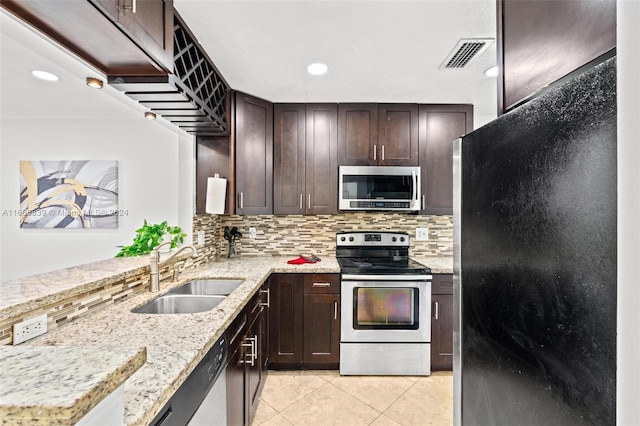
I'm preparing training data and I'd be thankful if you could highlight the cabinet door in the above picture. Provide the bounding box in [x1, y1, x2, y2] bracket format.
[378, 104, 419, 166]
[226, 312, 248, 426]
[274, 104, 306, 214]
[303, 293, 340, 366]
[306, 104, 338, 214]
[431, 294, 454, 371]
[499, 0, 615, 113]
[235, 92, 274, 215]
[419, 105, 473, 215]
[338, 104, 378, 166]
[269, 274, 304, 366]
[246, 304, 264, 425]
[91, 0, 173, 71]
[431, 274, 453, 371]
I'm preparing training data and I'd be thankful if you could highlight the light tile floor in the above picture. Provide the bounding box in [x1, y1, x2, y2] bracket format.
[253, 370, 453, 426]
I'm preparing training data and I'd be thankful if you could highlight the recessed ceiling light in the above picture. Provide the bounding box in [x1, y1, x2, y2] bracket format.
[86, 77, 104, 89]
[484, 66, 499, 77]
[144, 112, 157, 120]
[307, 63, 328, 76]
[31, 70, 59, 81]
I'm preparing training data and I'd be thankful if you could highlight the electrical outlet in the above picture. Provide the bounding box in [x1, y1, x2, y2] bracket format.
[13, 314, 47, 344]
[197, 230, 205, 246]
[249, 227, 257, 239]
[415, 228, 429, 241]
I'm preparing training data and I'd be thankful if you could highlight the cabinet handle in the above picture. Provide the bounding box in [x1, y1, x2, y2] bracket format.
[241, 342, 254, 366]
[241, 336, 257, 366]
[434, 301, 439, 320]
[422, 194, 425, 210]
[312, 282, 332, 287]
[251, 335, 258, 361]
[239, 192, 244, 210]
[299, 193, 303, 210]
[308, 194, 311, 210]
[381, 145, 385, 161]
[334, 301, 338, 320]
[123, 0, 137, 13]
[260, 288, 270, 307]
[373, 145, 377, 161]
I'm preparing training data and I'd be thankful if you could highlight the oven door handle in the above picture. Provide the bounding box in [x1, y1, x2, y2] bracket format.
[341, 274, 432, 281]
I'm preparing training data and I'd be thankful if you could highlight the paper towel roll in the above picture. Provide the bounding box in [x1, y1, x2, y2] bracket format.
[206, 174, 227, 214]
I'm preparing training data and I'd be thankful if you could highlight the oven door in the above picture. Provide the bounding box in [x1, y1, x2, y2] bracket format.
[341, 276, 431, 343]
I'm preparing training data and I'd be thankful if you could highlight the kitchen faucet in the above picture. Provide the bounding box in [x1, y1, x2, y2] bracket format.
[149, 242, 198, 292]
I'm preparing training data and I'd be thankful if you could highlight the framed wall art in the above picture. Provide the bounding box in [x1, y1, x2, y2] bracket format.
[19, 160, 119, 229]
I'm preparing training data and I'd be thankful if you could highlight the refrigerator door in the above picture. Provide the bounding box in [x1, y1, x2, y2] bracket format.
[456, 58, 616, 425]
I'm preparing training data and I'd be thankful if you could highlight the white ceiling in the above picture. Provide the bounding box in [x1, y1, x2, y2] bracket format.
[174, 0, 498, 122]
[0, 0, 497, 128]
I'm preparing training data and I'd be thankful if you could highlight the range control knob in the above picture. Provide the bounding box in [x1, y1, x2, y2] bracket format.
[349, 237, 354, 242]
[400, 237, 406, 242]
[340, 236, 346, 242]
[391, 237, 397, 242]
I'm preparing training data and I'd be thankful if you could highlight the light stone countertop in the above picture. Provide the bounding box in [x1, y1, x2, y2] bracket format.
[0, 256, 150, 322]
[20, 256, 341, 426]
[0, 345, 146, 425]
[3, 253, 452, 425]
[414, 256, 454, 274]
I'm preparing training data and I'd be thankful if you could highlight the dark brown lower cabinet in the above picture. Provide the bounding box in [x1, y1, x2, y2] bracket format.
[431, 274, 454, 371]
[226, 282, 269, 426]
[303, 293, 340, 366]
[270, 273, 340, 370]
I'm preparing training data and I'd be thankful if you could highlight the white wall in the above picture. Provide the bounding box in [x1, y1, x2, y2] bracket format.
[0, 11, 195, 282]
[0, 116, 194, 281]
[617, 0, 640, 423]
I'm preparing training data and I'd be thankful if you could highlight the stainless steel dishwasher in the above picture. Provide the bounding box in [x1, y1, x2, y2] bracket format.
[151, 335, 227, 426]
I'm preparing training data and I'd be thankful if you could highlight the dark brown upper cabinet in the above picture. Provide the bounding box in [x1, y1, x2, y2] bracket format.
[274, 104, 338, 215]
[419, 104, 473, 215]
[235, 92, 274, 215]
[498, 0, 616, 113]
[1, 0, 174, 76]
[377, 104, 419, 166]
[338, 103, 418, 166]
[337, 104, 379, 166]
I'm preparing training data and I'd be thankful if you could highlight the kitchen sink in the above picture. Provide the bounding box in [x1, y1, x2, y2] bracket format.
[132, 294, 227, 314]
[168, 279, 244, 296]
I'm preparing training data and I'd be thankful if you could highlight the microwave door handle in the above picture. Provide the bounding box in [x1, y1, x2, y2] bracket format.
[412, 170, 418, 201]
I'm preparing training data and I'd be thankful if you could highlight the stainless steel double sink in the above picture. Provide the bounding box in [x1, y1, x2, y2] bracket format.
[132, 279, 244, 314]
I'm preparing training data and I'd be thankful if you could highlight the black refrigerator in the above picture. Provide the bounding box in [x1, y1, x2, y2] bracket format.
[453, 58, 616, 425]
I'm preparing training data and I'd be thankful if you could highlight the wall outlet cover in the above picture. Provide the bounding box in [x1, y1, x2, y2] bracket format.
[249, 227, 257, 239]
[13, 314, 47, 345]
[415, 228, 429, 241]
[197, 230, 205, 246]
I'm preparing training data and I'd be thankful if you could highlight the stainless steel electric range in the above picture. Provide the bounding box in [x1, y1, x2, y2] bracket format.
[336, 231, 432, 376]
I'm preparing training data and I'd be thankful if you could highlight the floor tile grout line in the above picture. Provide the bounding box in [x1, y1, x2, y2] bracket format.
[253, 397, 280, 426]
[260, 371, 327, 414]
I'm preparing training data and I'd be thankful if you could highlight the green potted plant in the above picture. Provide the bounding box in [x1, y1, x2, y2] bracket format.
[115, 220, 186, 257]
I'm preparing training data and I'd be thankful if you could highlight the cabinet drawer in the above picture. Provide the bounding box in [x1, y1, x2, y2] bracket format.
[432, 274, 453, 295]
[304, 274, 340, 294]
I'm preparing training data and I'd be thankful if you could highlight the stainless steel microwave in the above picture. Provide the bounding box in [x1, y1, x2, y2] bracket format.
[338, 166, 421, 212]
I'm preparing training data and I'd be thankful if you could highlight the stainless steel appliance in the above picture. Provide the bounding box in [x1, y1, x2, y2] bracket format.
[337, 231, 432, 375]
[454, 58, 616, 425]
[151, 335, 227, 426]
[338, 166, 421, 212]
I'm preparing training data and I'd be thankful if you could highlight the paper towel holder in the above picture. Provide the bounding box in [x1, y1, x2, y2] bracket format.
[205, 173, 227, 214]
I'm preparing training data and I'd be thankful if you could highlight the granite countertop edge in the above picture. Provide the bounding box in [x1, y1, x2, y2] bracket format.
[0, 346, 146, 424]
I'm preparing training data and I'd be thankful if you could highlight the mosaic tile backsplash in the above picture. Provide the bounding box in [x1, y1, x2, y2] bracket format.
[193, 213, 453, 258]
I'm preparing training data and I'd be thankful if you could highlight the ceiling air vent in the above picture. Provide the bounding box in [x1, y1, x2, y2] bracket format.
[440, 38, 494, 69]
